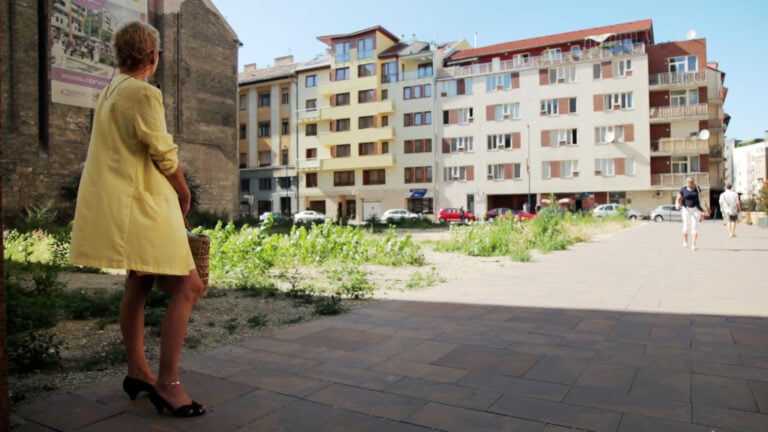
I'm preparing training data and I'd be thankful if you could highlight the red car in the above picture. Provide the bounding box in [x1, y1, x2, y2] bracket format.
[438, 208, 476, 223]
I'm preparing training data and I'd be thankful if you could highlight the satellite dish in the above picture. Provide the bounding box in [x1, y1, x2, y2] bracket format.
[698, 129, 710, 140]
[605, 131, 616, 143]
[686, 29, 697, 40]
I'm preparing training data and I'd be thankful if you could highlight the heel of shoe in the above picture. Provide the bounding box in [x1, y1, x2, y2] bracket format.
[149, 393, 166, 414]
[122, 376, 155, 401]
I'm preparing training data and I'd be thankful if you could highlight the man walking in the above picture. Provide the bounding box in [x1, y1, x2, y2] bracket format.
[718, 182, 741, 238]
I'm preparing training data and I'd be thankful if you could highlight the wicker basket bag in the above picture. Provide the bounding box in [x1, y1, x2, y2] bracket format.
[185, 220, 210, 291]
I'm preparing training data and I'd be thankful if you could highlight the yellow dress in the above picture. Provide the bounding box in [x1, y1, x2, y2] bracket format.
[70, 74, 195, 275]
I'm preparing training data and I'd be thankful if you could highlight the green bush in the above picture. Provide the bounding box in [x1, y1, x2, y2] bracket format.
[8, 331, 63, 372]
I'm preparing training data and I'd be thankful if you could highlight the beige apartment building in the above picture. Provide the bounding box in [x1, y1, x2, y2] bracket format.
[239, 20, 727, 221]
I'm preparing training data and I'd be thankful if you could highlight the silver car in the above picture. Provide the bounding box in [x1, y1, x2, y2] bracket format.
[650, 205, 681, 222]
[593, 204, 644, 220]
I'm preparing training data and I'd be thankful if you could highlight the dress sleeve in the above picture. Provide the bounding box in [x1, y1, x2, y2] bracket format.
[135, 86, 179, 176]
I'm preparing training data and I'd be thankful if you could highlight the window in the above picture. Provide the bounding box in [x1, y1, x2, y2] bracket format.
[258, 121, 270, 137]
[382, 142, 389, 154]
[258, 178, 272, 191]
[335, 92, 350, 106]
[487, 134, 512, 150]
[305, 124, 317, 136]
[258, 92, 270, 107]
[239, 124, 246, 139]
[626, 158, 635, 175]
[603, 92, 634, 110]
[357, 37, 374, 59]
[382, 61, 398, 83]
[513, 53, 530, 67]
[358, 116, 375, 129]
[458, 107, 473, 124]
[335, 67, 350, 81]
[381, 115, 389, 127]
[305, 172, 318, 187]
[404, 87, 412, 100]
[335, 41, 350, 62]
[595, 158, 615, 176]
[541, 99, 558, 115]
[404, 166, 433, 183]
[333, 144, 351, 158]
[239, 154, 247, 169]
[548, 66, 576, 84]
[418, 63, 433, 78]
[450, 136, 474, 153]
[443, 166, 468, 181]
[258, 151, 270, 167]
[240, 178, 250, 192]
[363, 169, 385, 185]
[672, 156, 688, 173]
[359, 142, 375, 156]
[281, 119, 289, 135]
[543, 48, 562, 62]
[613, 59, 631, 77]
[669, 55, 697, 73]
[560, 160, 579, 178]
[593, 63, 602, 80]
[494, 103, 521, 120]
[595, 125, 624, 144]
[305, 75, 317, 87]
[281, 88, 289, 105]
[670, 89, 699, 106]
[542, 162, 551, 179]
[239, 95, 247, 110]
[358, 63, 375, 77]
[306, 99, 317, 111]
[440, 78, 473, 97]
[333, 171, 355, 186]
[358, 89, 375, 103]
[278, 176, 291, 189]
[549, 129, 578, 147]
[486, 74, 512, 91]
[405, 139, 432, 153]
[381, 89, 389, 100]
[334, 118, 350, 131]
[404, 84, 430, 100]
[488, 164, 505, 180]
[404, 112, 431, 127]
[305, 148, 317, 159]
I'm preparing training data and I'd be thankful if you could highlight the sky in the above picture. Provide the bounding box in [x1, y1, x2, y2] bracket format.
[213, 0, 767, 141]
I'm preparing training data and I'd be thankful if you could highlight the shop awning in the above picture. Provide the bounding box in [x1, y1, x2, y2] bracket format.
[404, 189, 433, 199]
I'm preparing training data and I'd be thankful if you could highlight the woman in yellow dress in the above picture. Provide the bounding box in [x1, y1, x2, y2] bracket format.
[70, 21, 205, 417]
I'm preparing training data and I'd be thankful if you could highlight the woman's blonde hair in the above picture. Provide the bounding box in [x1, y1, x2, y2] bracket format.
[114, 21, 160, 72]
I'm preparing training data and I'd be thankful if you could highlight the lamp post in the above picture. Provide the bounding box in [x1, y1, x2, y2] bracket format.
[526, 123, 532, 213]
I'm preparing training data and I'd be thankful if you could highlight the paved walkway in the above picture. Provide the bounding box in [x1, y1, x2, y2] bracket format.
[12, 220, 768, 431]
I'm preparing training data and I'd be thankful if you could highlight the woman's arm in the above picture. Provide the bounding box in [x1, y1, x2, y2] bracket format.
[165, 164, 191, 215]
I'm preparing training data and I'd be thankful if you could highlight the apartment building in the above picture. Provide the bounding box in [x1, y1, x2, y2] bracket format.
[238, 56, 299, 216]
[731, 137, 768, 200]
[240, 19, 728, 221]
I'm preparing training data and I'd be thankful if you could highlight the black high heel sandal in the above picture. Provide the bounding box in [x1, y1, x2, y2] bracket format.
[149, 381, 206, 417]
[122, 376, 156, 400]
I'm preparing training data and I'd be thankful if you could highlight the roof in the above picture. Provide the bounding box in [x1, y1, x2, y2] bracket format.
[449, 19, 653, 61]
[379, 41, 431, 59]
[316, 25, 399, 46]
[238, 62, 296, 85]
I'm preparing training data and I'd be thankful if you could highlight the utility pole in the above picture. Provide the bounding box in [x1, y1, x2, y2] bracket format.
[526, 123, 532, 212]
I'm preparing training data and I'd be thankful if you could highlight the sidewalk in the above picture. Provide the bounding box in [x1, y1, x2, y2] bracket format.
[13, 221, 768, 431]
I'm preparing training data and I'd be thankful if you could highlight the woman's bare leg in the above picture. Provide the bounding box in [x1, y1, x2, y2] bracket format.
[121, 272, 156, 383]
[155, 269, 205, 409]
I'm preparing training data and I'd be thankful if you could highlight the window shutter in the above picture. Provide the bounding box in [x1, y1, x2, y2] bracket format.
[512, 132, 521, 149]
[372, 116, 378, 127]
[615, 158, 626, 175]
[331, 146, 337, 157]
[486, 105, 495, 121]
[539, 69, 548, 85]
[551, 162, 561, 178]
[559, 98, 568, 115]
[449, 109, 458, 125]
[504, 164, 513, 179]
[442, 138, 450, 154]
[602, 61, 612, 79]
[624, 124, 634, 142]
[330, 95, 336, 107]
[593, 94, 604, 111]
[541, 130, 550, 147]
[511, 72, 520, 89]
[467, 165, 474, 181]
[457, 79, 466, 95]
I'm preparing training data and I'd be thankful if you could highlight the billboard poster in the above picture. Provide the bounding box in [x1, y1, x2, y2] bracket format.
[51, 0, 148, 109]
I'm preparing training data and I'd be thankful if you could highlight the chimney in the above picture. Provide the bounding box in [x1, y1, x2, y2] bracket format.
[274, 55, 294, 66]
[244, 63, 257, 72]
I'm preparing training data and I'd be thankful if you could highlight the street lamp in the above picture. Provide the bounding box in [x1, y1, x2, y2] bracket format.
[526, 123, 532, 213]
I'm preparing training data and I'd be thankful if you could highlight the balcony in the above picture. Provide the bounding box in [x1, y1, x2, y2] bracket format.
[319, 100, 394, 120]
[649, 71, 706, 89]
[439, 43, 645, 79]
[318, 127, 394, 146]
[296, 108, 323, 124]
[296, 158, 321, 172]
[319, 154, 395, 171]
[651, 136, 709, 155]
[651, 172, 709, 188]
[320, 76, 377, 95]
[649, 104, 708, 123]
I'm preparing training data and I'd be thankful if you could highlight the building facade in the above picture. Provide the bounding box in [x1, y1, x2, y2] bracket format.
[238, 20, 728, 221]
[732, 137, 768, 200]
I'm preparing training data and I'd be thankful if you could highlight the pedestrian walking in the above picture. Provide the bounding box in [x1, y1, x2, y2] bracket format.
[718, 182, 741, 238]
[675, 177, 706, 250]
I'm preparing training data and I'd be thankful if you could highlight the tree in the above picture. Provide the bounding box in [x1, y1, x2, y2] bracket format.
[756, 180, 768, 212]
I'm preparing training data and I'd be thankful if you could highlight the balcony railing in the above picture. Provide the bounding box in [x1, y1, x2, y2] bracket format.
[296, 158, 320, 172]
[651, 172, 709, 187]
[649, 104, 708, 121]
[651, 136, 709, 155]
[649, 71, 707, 88]
[320, 153, 395, 171]
[439, 43, 646, 79]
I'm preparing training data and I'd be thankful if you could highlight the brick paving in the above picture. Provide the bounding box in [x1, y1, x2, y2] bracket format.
[12, 220, 768, 431]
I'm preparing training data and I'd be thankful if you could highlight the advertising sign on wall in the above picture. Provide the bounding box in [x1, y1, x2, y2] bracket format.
[51, 0, 148, 109]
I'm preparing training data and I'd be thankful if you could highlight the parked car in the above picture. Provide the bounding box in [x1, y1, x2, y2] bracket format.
[485, 207, 513, 222]
[259, 212, 288, 223]
[650, 205, 709, 222]
[438, 208, 476, 223]
[593, 203, 644, 220]
[381, 209, 420, 223]
[510, 210, 537, 221]
[293, 210, 331, 224]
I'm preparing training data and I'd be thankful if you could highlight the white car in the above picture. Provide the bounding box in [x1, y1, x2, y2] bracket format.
[293, 210, 331, 224]
[593, 204, 644, 220]
[381, 209, 420, 223]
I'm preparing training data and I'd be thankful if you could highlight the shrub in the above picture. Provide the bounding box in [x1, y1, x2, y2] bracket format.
[8, 331, 63, 372]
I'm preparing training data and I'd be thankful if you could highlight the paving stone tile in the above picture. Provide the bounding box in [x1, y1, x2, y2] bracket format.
[752, 380, 768, 413]
[355, 334, 425, 358]
[593, 351, 692, 373]
[371, 356, 469, 383]
[234, 400, 339, 432]
[565, 386, 690, 422]
[75, 412, 178, 431]
[291, 327, 391, 352]
[406, 401, 543, 432]
[269, 320, 335, 340]
[307, 383, 427, 421]
[311, 409, 435, 432]
[692, 324, 735, 345]
[397, 340, 460, 363]
[630, 367, 691, 403]
[458, 370, 569, 401]
[692, 404, 768, 432]
[523, 355, 590, 385]
[433, 344, 542, 377]
[303, 363, 401, 390]
[384, 376, 501, 411]
[618, 413, 728, 432]
[7, 421, 59, 432]
[740, 353, 768, 369]
[575, 361, 637, 393]
[648, 324, 692, 349]
[16, 393, 122, 431]
[643, 345, 743, 366]
[489, 393, 621, 432]
[178, 370, 258, 407]
[228, 368, 331, 398]
[606, 321, 653, 344]
[693, 361, 768, 382]
[692, 373, 759, 411]
[730, 326, 768, 350]
[179, 351, 259, 378]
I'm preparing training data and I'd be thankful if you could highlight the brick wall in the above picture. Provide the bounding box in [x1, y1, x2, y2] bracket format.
[1, 0, 240, 225]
